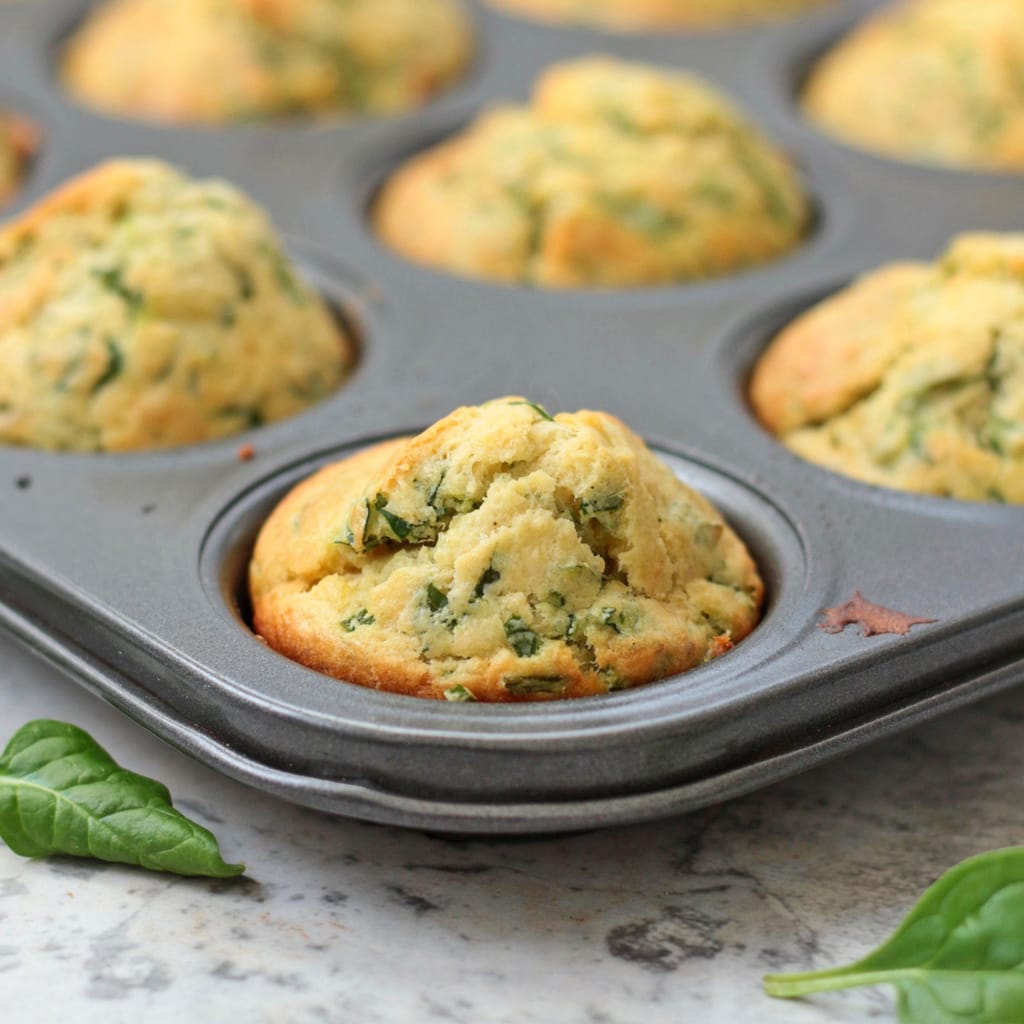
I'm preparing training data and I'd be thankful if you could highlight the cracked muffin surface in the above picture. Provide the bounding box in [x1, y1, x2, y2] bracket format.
[0, 158, 352, 452]
[373, 57, 810, 289]
[61, 0, 472, 124]
[487, 0, 828, 31]
[751, 233, 1024, 503]
[250, 398, 764, 702]
[804, 0, 1024, 170]
[0, 113, 36, 207]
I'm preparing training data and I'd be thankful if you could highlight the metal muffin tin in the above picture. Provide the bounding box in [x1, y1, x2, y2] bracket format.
[2, 0, 1024, 834]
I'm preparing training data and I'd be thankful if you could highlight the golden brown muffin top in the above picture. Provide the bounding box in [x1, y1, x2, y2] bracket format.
[804, 0, 1024, 170]
[374, 57, 810, 288]
[61, 0, 473, 124]
[250, 398, 763, 700]
[0, 159, 351, 452]
[751, 233, 1024, 503]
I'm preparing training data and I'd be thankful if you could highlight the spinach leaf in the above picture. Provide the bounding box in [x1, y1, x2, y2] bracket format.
[90, 338, 124, 394]
[473, 566, 500, 600]
[443, 685, 477, 703]
[0, 720, 244, 878]
[340, 608, 375, 632]
[764, 848, 1024, 1022]
[579, 494, 624, 516]
[508, 400, 554, 422]
[373, 493, 413, 540]
[425, 584, 448, 613]
[503, 676, 566, 696]
[92, 266, 144, 313]
[504, 617, 540, 658]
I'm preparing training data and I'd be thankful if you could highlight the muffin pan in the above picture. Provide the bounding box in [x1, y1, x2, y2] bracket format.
[3, 0, 1024, 834]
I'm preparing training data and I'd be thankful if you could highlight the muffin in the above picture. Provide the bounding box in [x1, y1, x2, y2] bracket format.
[750, 233, 1024, 503]
[0, 113, 36, 207]
[250, 398, 764, 701]
[374, 57, 810, 289]
[804, 0, 1024, 171]
[487, 0, 829, 32]
[61, 0, 472, 125]
[0, 159, 352, 452]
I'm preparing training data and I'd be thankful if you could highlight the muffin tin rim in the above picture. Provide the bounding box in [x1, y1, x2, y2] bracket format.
[193, 435, 823, 725]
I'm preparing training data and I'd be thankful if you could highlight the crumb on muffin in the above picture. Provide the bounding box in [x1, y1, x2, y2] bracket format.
[487, 0, 829, 31]
[750, 232, 1024, 503]
[374, 56, 810, 289]
[249, 397, 764, 701]
[0, 158, 353, 452]
[804, 0, 1024, 170]
[61, 0, 472, 125]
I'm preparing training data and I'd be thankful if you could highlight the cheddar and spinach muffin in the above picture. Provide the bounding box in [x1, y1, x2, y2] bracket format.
[250, 398, 764, 701]
[0, 113, 36, 207]
[487, 0, 828, 32]
[374, 57, 810, 289]
[0, 159, 352, 452]
[804, 0, 1024, 171]
[750, 233, 1024, 503]
[61, 0, 472, 125]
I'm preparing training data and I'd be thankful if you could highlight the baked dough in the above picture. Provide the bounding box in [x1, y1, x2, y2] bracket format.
[250, 398, 764, 701]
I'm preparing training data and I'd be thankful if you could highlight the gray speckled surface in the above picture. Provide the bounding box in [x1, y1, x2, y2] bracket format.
[3, 633, 1023, 1023]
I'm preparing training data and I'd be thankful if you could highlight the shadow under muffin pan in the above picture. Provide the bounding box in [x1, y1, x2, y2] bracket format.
[2, 0, 1024, 834]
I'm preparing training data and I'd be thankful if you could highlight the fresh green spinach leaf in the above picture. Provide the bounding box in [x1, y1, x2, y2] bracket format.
[764, 847, 1024, 1023]
[0, 720, 243, 878]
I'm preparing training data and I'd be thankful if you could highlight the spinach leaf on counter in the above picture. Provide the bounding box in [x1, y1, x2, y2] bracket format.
[0, 720, 243, 878]
[764, 847, 1024, 1022]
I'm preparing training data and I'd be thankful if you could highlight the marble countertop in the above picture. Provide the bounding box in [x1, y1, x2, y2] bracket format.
[3, 633, 1022, 1023]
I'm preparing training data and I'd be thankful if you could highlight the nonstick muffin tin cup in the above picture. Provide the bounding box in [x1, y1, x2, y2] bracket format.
[2, 0, 1024, 834]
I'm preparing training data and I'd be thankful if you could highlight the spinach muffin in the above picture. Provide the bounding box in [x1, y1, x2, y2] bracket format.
[804, 0, 1024, 171]
[0, 159, 352, 452]
[750, 233, 1024, 503]
[487, 0, 828, 32]
[61, 0, 472, 125]
[374, 57, 810, 289]
[250, 398, 764, 701]
[0, 113, 36, 207]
